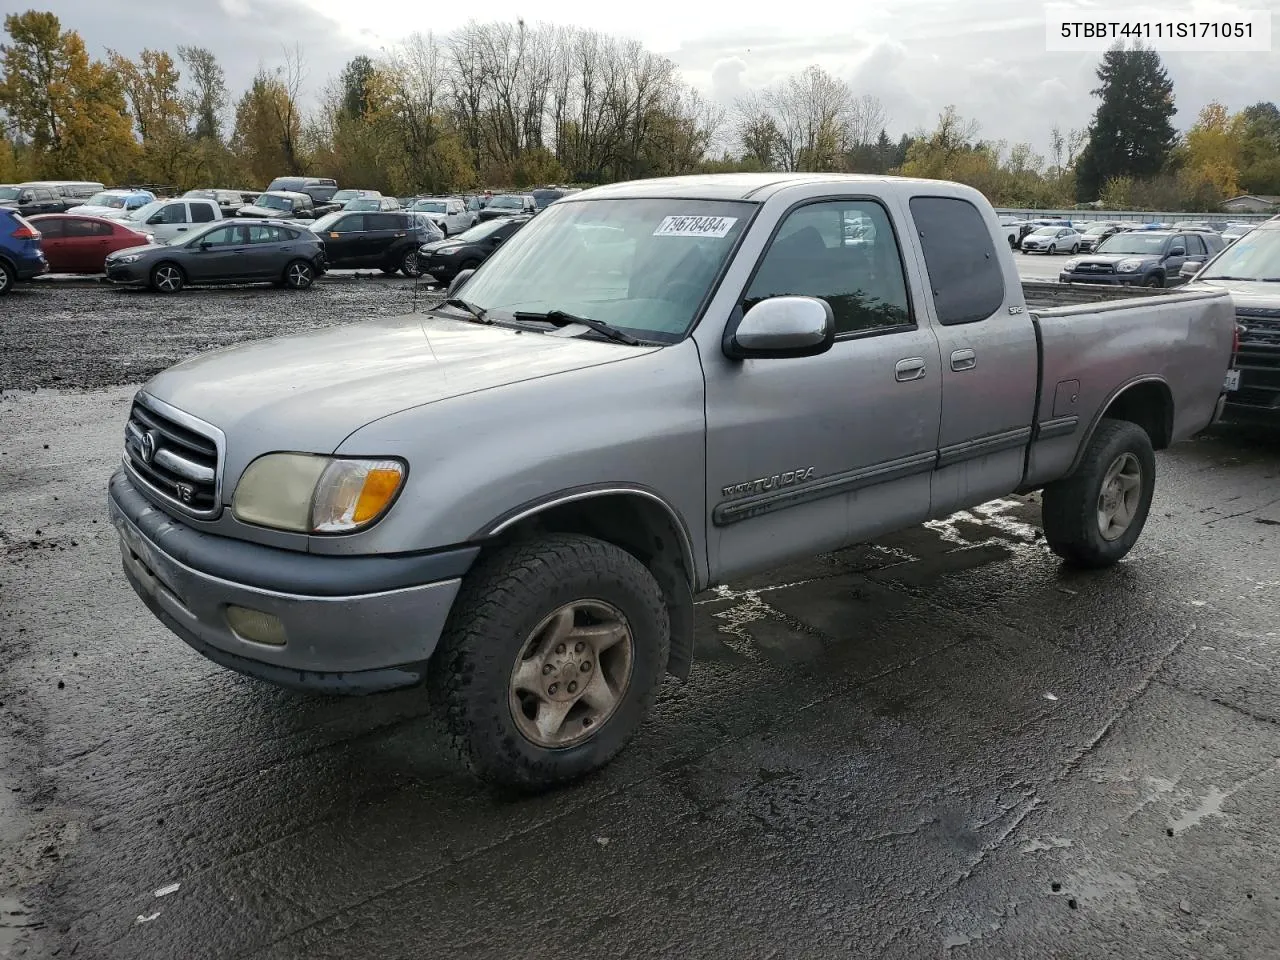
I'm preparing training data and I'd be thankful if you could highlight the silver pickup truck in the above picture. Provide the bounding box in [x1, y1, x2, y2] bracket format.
[109, 174, 1236, 790]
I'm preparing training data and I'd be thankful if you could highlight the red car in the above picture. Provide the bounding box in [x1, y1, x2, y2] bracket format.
[27, 214, 153, 274]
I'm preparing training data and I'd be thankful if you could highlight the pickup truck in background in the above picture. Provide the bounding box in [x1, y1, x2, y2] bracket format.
[108, 174, 1236, 791]
[1181, 217, 1280, 422]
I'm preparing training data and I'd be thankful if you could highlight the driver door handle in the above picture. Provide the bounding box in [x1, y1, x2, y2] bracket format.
[951, 348, 976, 371]
[895, 357, 926, 382]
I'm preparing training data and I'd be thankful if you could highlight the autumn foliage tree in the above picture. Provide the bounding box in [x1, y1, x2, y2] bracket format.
[0, 10, 136, 181]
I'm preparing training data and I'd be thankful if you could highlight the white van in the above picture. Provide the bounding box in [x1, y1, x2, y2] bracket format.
[121, 197, 221, 243]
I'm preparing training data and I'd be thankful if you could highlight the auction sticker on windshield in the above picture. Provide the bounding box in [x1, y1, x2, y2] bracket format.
[653, 215, 738, 238]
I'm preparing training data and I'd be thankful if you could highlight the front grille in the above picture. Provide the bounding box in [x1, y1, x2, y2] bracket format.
[123, 396, 223, 518]
[1074, 262, 1115, 274]
[1234, 311, 1280, 410]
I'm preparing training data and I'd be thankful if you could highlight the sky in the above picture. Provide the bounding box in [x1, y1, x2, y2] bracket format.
[28, 0, 1280, 161]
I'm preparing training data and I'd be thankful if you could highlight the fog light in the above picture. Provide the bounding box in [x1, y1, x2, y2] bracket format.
[225, 605, 287, 646]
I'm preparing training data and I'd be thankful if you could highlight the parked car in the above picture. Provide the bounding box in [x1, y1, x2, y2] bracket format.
[236, 191, 318, 221]
[65, 189, 155, 219]
[119, 197, 222, 244]
[104, 219, 327, 293]
[330, 189, 381, 206]
[342, 196, 400, 212]
[530, 186, 582, 210]
[308, 209, 436, 277]
[183, 189, 253, 216]
[1221, 223, 1254, 245]
[0, 207, 47, 293]
[409, 197, 471, 236]
[106, 173, 1236, 790]
[27, 214, 153, 273]
[264, 177, 339, 207]
[418, 215, 530, 283]
[476, 193, 537, 221]
[1060, 230, 1224, 287]
[0, 182, 68, 217]
[1076, 221, 1129, 253]
[1185, 220, 1280, 423]
[1020, 225, 1083, 254]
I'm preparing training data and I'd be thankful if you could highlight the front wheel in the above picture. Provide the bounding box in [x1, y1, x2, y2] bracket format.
[1143, 274, 1164, 288]
[1040, 420, 1157, 568]
[428, 534, 670, 791]
[149, 262, 184, 294]
[1048, 244, 1057, 255]
[283, 259, 315, 290]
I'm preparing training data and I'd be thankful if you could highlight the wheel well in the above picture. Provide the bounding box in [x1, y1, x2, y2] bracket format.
[1100, 380, 1173, 449]
[485, 493, 698, 681]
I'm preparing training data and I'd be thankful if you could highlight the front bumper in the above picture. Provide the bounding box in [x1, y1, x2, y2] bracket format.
[1058, 272, 1144, 286]
[108, 469, 477, 694]
[106, 262, 149, 284]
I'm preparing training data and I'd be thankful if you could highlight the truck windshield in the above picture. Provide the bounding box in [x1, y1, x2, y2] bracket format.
[255, 194, 293, 211]
[456, 198, 754, 342]
[1198, 228, 1280, 281]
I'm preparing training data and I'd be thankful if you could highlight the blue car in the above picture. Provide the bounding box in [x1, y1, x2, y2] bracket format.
[0, 207, 47, 294]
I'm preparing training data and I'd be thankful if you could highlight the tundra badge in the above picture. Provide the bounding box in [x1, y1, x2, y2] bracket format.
[721, 467, 816, 499]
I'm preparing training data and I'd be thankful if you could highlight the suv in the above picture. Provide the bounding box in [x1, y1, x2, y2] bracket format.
[308, 209, 437, 277]
[1060, 230, 1225, 287]
[409, 197, 471, 236]
[477, 194, 537, 221]
[265, 177, 339, 208]
[237, 191, 319, 221]
[0, 183, 67, 217]
[0, 207, 48, 294]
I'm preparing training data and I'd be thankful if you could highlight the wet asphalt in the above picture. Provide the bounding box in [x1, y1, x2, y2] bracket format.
[2, 275, 1279, 959]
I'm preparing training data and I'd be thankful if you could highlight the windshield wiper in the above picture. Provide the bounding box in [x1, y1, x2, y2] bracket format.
[512, 310, 641, 345]
[440, 297, 490, 323]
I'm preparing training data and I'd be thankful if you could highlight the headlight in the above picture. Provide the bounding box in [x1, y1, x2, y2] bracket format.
[116, 253, 144, 264]
[1063, 259, 1079, 272]
[232, 453, 406, 533]
[1117, 259, 1143, 272]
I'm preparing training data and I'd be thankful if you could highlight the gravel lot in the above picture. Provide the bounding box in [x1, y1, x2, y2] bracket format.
[2, 279, 1279, 959]
[1, 277, 440, 392]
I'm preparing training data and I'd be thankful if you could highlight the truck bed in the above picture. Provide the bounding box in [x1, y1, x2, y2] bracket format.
[1021, 280, 1182, 311]
[1022, 284, 1236, 488]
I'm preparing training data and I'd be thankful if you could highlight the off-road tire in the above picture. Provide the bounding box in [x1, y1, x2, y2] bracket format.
[1041, 420, 1157, 568]
[428, 534, 670, 791]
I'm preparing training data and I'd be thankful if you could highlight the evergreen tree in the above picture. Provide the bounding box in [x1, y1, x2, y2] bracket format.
[1075, 42, 1177, 201]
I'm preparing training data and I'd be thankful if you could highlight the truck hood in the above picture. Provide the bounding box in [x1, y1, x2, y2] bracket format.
[1188, 279, 1280, 315]
[141, 313, 657, 466]
[237, 204, 293, 218]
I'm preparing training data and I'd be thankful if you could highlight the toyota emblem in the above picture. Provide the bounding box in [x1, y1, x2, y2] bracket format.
[139, 430, 157, 464]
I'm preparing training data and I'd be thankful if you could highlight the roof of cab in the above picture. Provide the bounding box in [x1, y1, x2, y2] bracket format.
[568, 172, 983, 203]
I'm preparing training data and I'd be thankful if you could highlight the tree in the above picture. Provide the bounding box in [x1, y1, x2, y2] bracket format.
[339, 55, 377, 120]
[178, 45, 228, 142]
[0, 11, 137, 180]
[738, 65, 856, 172]
[1075, 42, 1177, 201]
[1183, 101, 1243, 198]
[898, 105, 982, 179]
[231, 68, 303, 184]
[1237, 101, 1280, 195]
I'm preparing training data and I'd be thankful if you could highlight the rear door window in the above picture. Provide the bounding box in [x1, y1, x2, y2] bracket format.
[367, 213, 401, 231]
[190, 202, 217, 223]
[908, 196, 1005, 326]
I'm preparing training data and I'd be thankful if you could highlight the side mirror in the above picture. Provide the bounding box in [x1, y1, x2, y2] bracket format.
[199, 241, 212, 250]
[1168, 247, 1185, 258]
[148, 214, 163, 224]
[446, 269, 475, 297]
[722, 296, 836, 360]
[1179, 261, 1201, 277]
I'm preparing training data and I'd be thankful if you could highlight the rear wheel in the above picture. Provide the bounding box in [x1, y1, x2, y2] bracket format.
[149, 262, 184, 293]
[283, 259, 314, 290]
[1070, 243, 1080, 254]
[429, 534, 670, 791]
[0, 260, 14, 295]
[1041, 420, 1156, 568]
[400, 250, 422, 278]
